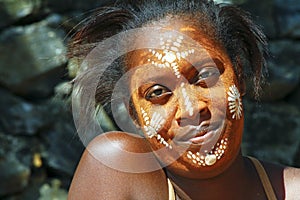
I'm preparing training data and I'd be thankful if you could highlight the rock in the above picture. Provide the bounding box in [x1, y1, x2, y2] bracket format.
[0, 131, 43, 170]
[247, 40, 300, 101]
[286, 83, 300, 110]
[214, 0, 233, 3]
[242, 99, 300, 166]
[0, 131, 44, 170]
[45, 0, 113, 13]
[238, 0, 278, 38]
[54, 81, 73, 98]
[39, 98, 84, 177]
[0, 14, 67, 99]
[0, 132, 34, 197]
[67, 58, 81, 78]
[38, 179, 68, 200]
[235, 0, 300, 38]
[294, 146, 300, 167]
[0, 0, 41, 28]
[266, 41, 300, 100]
[274, 0, 300, 38]
[269, 40, 300, 66]
[41, 122, 83, 177]
[0, 89, 51, 136]
[0, 156, 31, 197]
[0, 88, 83, 174]
[0, 91, 83, 196]
[0, 92, 82, 198]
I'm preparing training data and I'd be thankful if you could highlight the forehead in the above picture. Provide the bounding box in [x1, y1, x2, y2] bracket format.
[126, 17, 226, 69]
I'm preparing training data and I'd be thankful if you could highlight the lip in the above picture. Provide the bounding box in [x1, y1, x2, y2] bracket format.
[189, 130, 214, 144]
[173, 122, 218, 146]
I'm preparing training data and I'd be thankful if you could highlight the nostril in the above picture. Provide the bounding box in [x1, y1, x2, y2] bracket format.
[176, 108, 211, 127]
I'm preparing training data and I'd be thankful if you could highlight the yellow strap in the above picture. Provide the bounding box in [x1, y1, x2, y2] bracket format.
[168, 178, 176, 200]
[168, 178, 193, 200]
[248, 156, 277, 200]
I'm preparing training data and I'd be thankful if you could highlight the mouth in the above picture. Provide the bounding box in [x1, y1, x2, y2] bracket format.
[172, 122, 219, 146]
[189, 129, 214, 144]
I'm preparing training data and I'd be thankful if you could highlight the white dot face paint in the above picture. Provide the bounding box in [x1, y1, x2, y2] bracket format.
[180, 83, 194, 117]
[164, 52, 177, 63]
[186, 138, 228, 167]
[73, 20, 245, 175]
[135, 33, 229, 167]
[227, 85, 243, 120]
[141, 108, 172, 149]
[125, 30, 231, 169]
[147, 35, 195, 79]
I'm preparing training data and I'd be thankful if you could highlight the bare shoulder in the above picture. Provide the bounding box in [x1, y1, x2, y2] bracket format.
[283, 166, 300, 199]
[262, 161, 300, 199]
[68, 131, 168, 200]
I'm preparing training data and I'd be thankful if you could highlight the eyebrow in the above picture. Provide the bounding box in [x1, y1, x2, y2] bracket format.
[137, 67, 176, 84]
[192, 58, 224, 72]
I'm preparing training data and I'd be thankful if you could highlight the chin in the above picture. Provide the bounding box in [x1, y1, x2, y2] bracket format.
[165, 136, 242, 179]
[166, 151, 238, 179]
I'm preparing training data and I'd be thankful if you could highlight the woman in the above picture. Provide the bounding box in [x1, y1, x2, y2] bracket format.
[68, 0, 300, 199]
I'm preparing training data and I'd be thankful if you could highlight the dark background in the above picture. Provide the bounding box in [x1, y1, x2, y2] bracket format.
[0, 0, 299, 199]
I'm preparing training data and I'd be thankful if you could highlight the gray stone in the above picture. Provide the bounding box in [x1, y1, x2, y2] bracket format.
[274, 0, 300, 38]
[235, 0, 300, 38]
[0, 90, 83, 195]
[269, 40, 300, 65]
[38, 98, 84, 177]
[0, 89, 51, 136]
[256, 40, 300, 101]
[54, 81, 73, 98]
[238, 0, 278, 38]
[242, 100, 300, 166]
[0, 15, 67, 99]
[0, 156, 30, 197]
[0, 133, 35, 197]
[0, 0, 41, 28]
[286, 83, 300, 110]
[0, 91, 82, 198]
[45, 0, 113, 12]
[41, 120, 84, 177]
[294, 145, 300, 167]
[0, 131, 43, 169]
[38, 179, 68, 200]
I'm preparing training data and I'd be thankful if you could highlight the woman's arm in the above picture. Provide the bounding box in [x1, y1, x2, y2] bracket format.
[284, 167, 300, 200]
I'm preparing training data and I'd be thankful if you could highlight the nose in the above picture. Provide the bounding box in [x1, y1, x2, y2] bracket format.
[175, 85, 210, 127]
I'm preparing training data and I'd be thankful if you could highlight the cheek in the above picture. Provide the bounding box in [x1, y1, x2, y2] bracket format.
[205, 83, 227, 114]
[139, 101, 178, 130]
[139, 105, 172, 128]
[226, 84, 243, 120]
[138, 104, 175, 149]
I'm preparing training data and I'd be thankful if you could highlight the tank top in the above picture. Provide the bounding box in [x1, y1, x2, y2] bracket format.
[168, 157, 277, 200]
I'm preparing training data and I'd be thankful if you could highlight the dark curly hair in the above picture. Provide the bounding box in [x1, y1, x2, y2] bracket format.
[69, 0, 268, 133]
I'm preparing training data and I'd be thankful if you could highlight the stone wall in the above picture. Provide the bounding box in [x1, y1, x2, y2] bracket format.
[0, 0, 299, 199]
[238, 0, 300, 166]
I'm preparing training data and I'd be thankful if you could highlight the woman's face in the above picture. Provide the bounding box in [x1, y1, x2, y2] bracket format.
[127, 18, 244, 179]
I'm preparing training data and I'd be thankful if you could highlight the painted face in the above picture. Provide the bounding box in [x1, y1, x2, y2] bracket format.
[127, 19, 244, 178]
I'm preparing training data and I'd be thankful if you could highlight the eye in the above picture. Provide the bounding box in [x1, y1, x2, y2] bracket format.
[195, 67, 220, 88]
[145, 85, 172, 104]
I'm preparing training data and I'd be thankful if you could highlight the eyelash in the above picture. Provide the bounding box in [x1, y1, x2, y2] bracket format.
[145, 85, 172, 104]
[194, 66, 220, 87]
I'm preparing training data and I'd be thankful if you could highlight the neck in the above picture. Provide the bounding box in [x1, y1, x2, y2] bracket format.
[166, 153, 266, 200]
